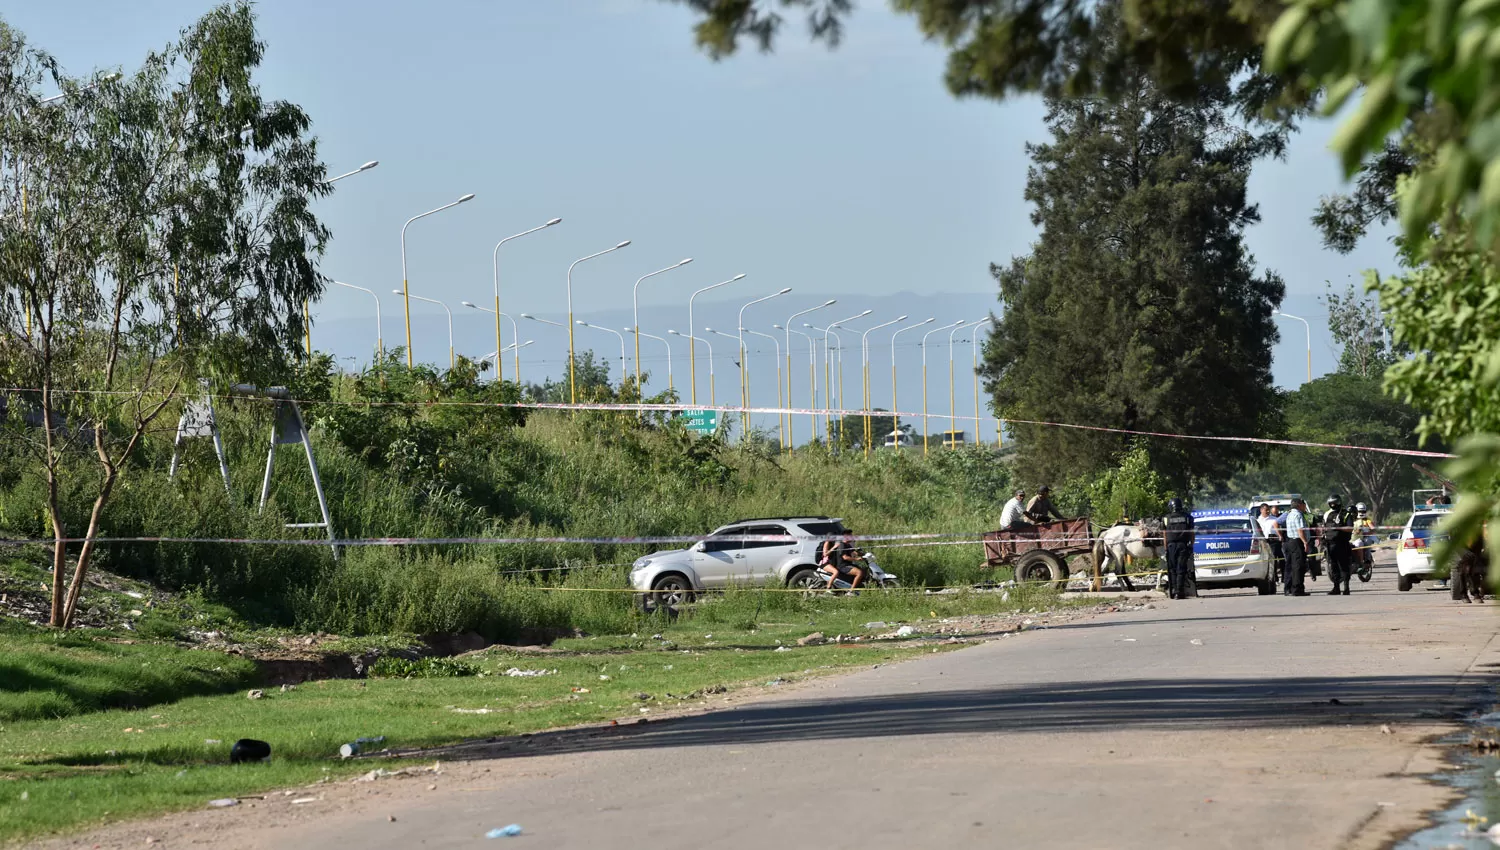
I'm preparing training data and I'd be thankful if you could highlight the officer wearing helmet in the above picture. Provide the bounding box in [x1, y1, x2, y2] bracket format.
[1162, 497, 1197, 600]
[1321, 494, 1357, 595]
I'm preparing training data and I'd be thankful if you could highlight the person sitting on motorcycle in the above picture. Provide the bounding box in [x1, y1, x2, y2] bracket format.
[819, 530, 867, 591]
[1352, 503, 1376, 543]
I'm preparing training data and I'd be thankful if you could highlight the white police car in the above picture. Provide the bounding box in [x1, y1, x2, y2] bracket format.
[1396, 490, 1454, 592]
[1193, 509, 1277, 595]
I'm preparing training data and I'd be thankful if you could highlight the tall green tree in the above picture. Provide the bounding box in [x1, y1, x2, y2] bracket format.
[979, 70, 1284, 491]
[1284, 374, 1423, 523]
[0, 3, 328, 628]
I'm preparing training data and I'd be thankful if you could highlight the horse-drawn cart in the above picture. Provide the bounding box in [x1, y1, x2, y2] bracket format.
[983, 517, 1094, 589]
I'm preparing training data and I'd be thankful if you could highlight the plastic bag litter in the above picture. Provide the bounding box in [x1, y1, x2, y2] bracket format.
[486, 825, 523, 838]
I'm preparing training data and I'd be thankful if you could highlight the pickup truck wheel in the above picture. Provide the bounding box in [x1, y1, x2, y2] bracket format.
[647, 574, 695, 613]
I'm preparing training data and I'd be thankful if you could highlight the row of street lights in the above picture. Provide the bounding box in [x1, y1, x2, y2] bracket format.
[318, 167, 1002, 451]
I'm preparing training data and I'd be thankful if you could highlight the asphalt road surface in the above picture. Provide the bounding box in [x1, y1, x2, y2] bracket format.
[58, 558, 1500, 850]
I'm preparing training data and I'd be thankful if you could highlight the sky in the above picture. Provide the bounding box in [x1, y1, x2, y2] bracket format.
[7, 0, 1401, 437]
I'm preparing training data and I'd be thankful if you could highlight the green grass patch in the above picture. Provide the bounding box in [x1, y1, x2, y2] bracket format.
[0, 620, 258, 724]
[0, 587, 1040, 844]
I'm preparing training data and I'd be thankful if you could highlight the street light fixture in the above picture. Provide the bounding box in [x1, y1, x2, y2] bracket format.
[463, 301, 522, 383]
[633, 259, 694, 391]
[1273, 309, 1313, 383]
[891, 318, 935, 451]
[783, 300, 836, 450]
[777, 324, 820, 445]
[817, 310, 871, 448]
[566, 241, 632, 404]
[491, 217, 562, 383]
[332, 281, 383, 363]
[576, 321, 628, 388]
[735, 288, 791, 436]
[744, 329, 783, 438]
[324, 160, 379, 185]
[394, 291, 456, 369]
[948, 319, 987, 448]
[400, 194, 476, 366]
[860, 315, 907, 456]
[687, 274, 746, 405]
[921, 321, 964, 455]
[669, 330, 716, 407]
[971, 317, 993, 447]
[630, 328, 674, 391]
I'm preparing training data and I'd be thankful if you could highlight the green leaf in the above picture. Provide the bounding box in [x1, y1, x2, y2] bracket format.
[1430, 0, 1464, 55]
[1264, 4, 1312, 72]
[1343, 0, 1397, 58]
[1329, 72, 1398, 176]
[1321, 74, 1361, 116]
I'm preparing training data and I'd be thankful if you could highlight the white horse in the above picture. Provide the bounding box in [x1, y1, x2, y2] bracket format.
[1092, 520, 1165, 590]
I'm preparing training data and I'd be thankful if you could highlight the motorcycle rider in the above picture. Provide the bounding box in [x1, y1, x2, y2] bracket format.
[819, 528, 867, 591]
[1321, 494, 1356, 595]
[1162, 497, 1197, 600]
[1352, 502, 1377, 580]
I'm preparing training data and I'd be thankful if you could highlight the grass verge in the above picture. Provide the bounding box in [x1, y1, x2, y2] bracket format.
[0, 620, 258, 724]
[0, 586, 1053, 844]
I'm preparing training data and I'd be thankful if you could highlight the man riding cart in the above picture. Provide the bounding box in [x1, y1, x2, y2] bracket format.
[988, 487, 1091, 588]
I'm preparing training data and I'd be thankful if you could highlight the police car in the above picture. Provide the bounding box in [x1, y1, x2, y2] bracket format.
[1193, 509, 1278, 595]
[1396, 490, 1453, 592]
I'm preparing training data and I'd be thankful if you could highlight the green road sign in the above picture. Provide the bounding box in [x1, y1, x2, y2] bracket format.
[681, 408, 719, 435]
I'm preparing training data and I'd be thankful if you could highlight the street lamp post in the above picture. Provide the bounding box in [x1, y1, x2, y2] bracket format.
[324, 160, 379, 185]
[395, 291, 456, 369]
[633, 260, 694, 392]
[687, 274, 746, 406]
[948, 319, 985, 448]
[971, 317, 993, 447]
[1273, 309, 1313, 383]
[817, 311, 871, 449]
[483, 339, 533, 366]
[401, 194, 475, 367]
[491, 217, 562, 384]
[921, 321, 963, 455]
[706, 328, 744, 436]
[306, 161, 381, 357]
[860, 316, 907, 457]
[670, 330, 715, 406]
[891, 318, 934, 451]
[331, 281, 383, 364]
[576, 321, 628, 388]
[782, 300, 836, 450]
[744, 329, 782, 440]
[521, 313, 567, 383]
[630, 329, 673, 391]
[779, 326, 819, 443]
[567, 241, 631, 404]
[462, 302, 521, 382]
[736, 288, 791, 437]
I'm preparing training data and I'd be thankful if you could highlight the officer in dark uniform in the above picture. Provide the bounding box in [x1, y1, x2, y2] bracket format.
[1321, 494, 1356, 596]
[1162, 498, 1196, 600]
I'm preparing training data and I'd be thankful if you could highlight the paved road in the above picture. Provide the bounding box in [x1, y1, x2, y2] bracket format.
[62, 559, 1500, 850]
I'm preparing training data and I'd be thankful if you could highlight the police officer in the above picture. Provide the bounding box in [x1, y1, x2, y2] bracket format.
[1283, 497, 1311, 596]
[1321, 494, 1356, 595]
[1162, 497, 1196, 600]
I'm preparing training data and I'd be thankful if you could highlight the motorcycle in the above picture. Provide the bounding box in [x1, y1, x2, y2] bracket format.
[1354, 534, 1376, 582]
[818, 550, 900, 592]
